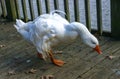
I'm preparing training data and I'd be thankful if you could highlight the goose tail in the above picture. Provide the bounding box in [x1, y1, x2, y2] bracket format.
[14, 19, 25, 31]
[50, 10, 66, 15]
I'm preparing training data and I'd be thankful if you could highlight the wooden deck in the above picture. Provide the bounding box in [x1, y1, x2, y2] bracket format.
[0, 22, 120, 79]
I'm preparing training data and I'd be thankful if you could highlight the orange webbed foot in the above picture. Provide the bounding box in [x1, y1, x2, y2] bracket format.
[48, 50, 65, 66]
[52, 59, 65, 67]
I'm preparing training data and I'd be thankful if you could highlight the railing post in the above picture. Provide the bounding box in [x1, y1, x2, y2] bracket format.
[5, 0, 17, 20]
[1, 0, 7, 18]
[111, 0, 120, 39]
[45, 0, 50, 13]
[96, 0, 102, 35]
[54, 0, 59, 10]
[64, 0, 70, 22]
[29, 0, 35, 20]
[21, 0, 28, 22]
[0, 3, 2, 16]
[74, 0, 80, 22]
[84, 0, 91, 31]
[15, 0, 20, 19]
[37, 0, 42, 15]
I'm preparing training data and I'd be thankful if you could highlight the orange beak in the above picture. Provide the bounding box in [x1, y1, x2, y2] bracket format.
[94, 45, 102, 54]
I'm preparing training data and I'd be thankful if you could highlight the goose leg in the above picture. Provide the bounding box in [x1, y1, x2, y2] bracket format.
[48, 50, 65, 66]
[37, 53, 43, 59]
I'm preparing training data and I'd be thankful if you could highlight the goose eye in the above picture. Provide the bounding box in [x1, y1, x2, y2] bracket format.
[91, 41, 96, 44]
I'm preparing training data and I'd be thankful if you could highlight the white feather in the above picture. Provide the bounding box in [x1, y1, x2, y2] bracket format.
[14, 10, 100, 59]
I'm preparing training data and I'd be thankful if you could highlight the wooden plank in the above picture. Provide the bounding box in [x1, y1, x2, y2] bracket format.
[5, 0, 17, 20]
[85, 39, 120, 63]
[14, 0, 20, 19]
[64, 0, 70, 21]
[1, 22, 120, 79]
[78, 41, 120, 79]
[0, 40, 26, 62]
[108, 60, 120, 79]
[111, 0, 120, 39]
[109, 74, 120, 79]
[100, 48, 120, 69]
[54, 0, 59, 10]
[1, 0, 7, 17]
[74, 0, 80, 22]
[84, 0, 91, 31]
[21, 0, 28, 22]
[62, 37, 113, 75]
[0, 2, 2, 16]
[96, 0, 103, 35]
[53, 60, 94, 79]
[75, 37, 110, 59]
[28, 0, 35, 20]
[36, 0, 42, 15]
[45, 0, 50, 13]
[81, 66, 113, 79]
[108, 56, 120, 79]
[42, 38, 109, 79]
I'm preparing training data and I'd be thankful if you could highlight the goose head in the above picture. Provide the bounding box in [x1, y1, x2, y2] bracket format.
[70, 22, 102, 54]
[82, 34, 102, 54]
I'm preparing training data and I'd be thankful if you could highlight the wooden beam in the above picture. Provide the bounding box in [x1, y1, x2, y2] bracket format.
[28, 0, 35, 20]
[96, 0, 103, 35]
[14, 0, 20, 19]
[84, 0, 91, 31]
[21, 0, 28, 22]
[111, 0, 120, 39]
[45, 0, 50, 13]
[37, 0, 42, 15]
[5, 0, 17, 20]
[1, 0, 7, 17]
[74, 0, 80, 22]
[64, 0, 70, 21]
[54, 0, 59, 10]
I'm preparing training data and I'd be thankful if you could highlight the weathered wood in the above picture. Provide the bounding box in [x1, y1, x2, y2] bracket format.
[82, 45, 120, 79]
[0, 2, 2, 16]
[82, 66, 113, 79]
[96, 0, 103, 35]
[21, 0, 28, 22]
[28, 0, 35, 20]
[1, 0, 7, 17]
[0, 22, 120, 79]
[54, 0, 59, 10]
[5, 0, 17, 20]
[37, 0, 42, 15]
[64, 0, 70, 21]
[14, 0, 20, 19]
[85, 40, 120, 63]
[45, 0, 50, 13]
[111, 0, 120, 39]
[74, 0, 80, 22]
[85, 0, 91, 31]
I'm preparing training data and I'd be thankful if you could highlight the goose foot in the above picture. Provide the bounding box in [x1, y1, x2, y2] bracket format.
[52, 59, 65, 66]
[48, 50, 65, 67]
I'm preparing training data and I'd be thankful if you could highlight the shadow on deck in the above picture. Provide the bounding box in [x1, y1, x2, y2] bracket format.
[0, 22, 120, 79]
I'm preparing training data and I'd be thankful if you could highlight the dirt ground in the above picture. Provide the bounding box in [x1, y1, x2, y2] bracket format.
[0, 21, 120, 79]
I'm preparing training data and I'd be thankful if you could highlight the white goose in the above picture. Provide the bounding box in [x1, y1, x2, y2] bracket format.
[14, 10, 102, 66]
